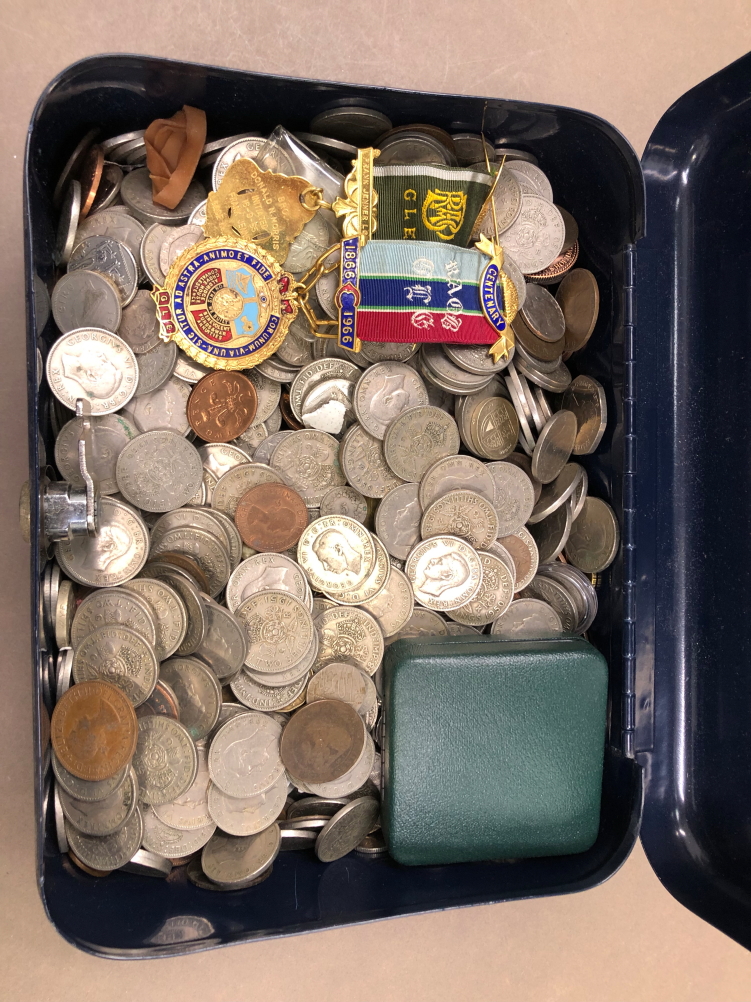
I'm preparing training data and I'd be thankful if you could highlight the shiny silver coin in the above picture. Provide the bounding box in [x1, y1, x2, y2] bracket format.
[75, 207, 146, 275]
[209, 712, 284, 798]
[521, 283, 566, 343]
[193, 598, 247, 680]
[46, 327, 138, 415]
[120, 577, 187, 661]
[54, 412, 137, 495]
[531, 410, 578, 483]
[141, 562, 207, 656]
[70, 586, 156, 649]
[500, 194, 565, 274]
[72, 624, 158, 706]
[340, 423, 405, 499]
[207, 773, 288, 837]
[486, 460, 536, 536]
[418, 454, 496, 510]
[405, 535, 483, 612]
[68, 235, 138, 306]
[353, 362, 429, 440]
[58, 767, 138, 836]
[140, 222, 172, 286]
[561, 375, 608, 455]
[152, 740, 212, 831]
[271, 430, 345, 506]
[173, 350, 212, 384]
[150, 525, 231, 598]
[374, 482, 422, 561]
[529, 500, 573, 563]
[133, 717, 198, 806]
[447, 551, 514, 627]
[528, 463, 584, 523]
[65, 806, 143, 871]
[443, 342, 514, 376]
[121, 848, 173, 878]
[230, 666, 308, 712]
[158, 658, 221, 741]
[159, 223, 203, 276]
[52, 753, 128, 804]
[56, 496, 149, 588]
[383, 405, 460, 482]
[226, 552, 309, 613]
[319, 485, 369, 524]
[385, 606, 448, 644]
[134, 339, 177, 396]
[491, 597, 563, 639]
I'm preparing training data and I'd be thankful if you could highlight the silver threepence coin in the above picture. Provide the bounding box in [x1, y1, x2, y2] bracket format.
[46, 328, 138, 415]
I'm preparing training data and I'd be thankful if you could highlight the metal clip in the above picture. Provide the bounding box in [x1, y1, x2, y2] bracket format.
[76, 398, 98, 535]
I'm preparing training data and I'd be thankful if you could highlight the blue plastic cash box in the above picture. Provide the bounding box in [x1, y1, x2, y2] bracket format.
[24, 50, 751, 956]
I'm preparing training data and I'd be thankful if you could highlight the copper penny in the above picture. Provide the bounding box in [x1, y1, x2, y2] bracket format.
[280, 699, 366, 785]
[187, 371, 258, 443]
[279, 390, 303, 430]
[234, 482, 309, 552]
[526, 242, 579, 286]
[555, 268, 600, 353]
[51, 680, 137, 782]
[67, 851, 112, 877]
[77, 144, 105, 219]
[135, 680, 181, 721]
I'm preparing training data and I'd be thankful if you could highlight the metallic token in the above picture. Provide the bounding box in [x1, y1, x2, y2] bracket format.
[564, 497, 620, 573]
[52, 752, 128, 804]
[209, 712, 284, 798]
[46, 328, 138, 415]
[133, 339, 178, 397]
[152, 740, 213, 831]
[207, 772, 287, 837]
[285, 211, 340, 275]
[54, 582, 75, 650]
[468, 396, 520, 461]
[528, 463, 584, 524]
[70, 586, 156, 649]
[230, 666, 308, 713]
[522, 574, 579, 632]
[201, 824, 281, 889]
[290, 359, 361, 423]
[235, 590, 314, 674]
[298, 516, 376, 595]
[133, 717, 198, 805]
[353, 362, 429, 440]
[486, 461, 536, 535]
[556, 269, 600, 353]
[121, 848, 173, 878]
[211, 463, 283, 518]
[56, 496, 149, 588]
[448, 551, 514, 626]
[561, 375, 608, 455]
[173, 350, 212, 385]
[320, 486, 368, 524]
[120, 167, 206, 226]
[281, 699, 366, 785]
[159, 223, 203, 276]
[141, 563, 207, 656]
[529, 501, 573, 563]
[340, 423, 405, 499]
[55, 412, 137, 496]
[234, 483, 308, 552]
[126, 375, 191, 434]
[51, 680, 137, 782]
[271, 430, 345, 507]
[315, 797, 380, 862]
[373, 482, 422, 561]
[243, 368, 280, 424]
[386, 607, 448, 644]
[72, 625, 158, 707]
[312, 606, 384, 676]
[55, 180, 82, 266]
[226, 552, 308, 613]
[539, 563, 598, 633]
[58, 767, 138, 836]
[383, 406, 460, 483]
[333, 534, 390, 606]
[117, 289, 162, 354]
[68, 235, 138, 306]
[405, 535, 483, 612]
[360, 566, 414, 638]
[531, 410, 577, 483]
[521, 283, 566, 343]
[193, 599, 247, 680]
[491, 598, 563, 639]
[159, 658, 222, 741]
[187, 371, 258, 443]
[150, 526, 231, 597]
[134, 679, 181, 721]
[65, 807, 143, 871]
[421, 490, 499, 550]
[116, 430, 203, 511]
[51, 270, 122, 334]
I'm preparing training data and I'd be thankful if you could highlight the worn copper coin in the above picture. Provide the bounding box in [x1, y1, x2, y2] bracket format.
[556, 269, 600, 353]
[234, 482, 309, 552]
[280, 699, 366, 786]
[135, 680, 181, 722]
[51, 680, 137, 782]
[187, 371, 258, 443]
[78, 144, 105, 218]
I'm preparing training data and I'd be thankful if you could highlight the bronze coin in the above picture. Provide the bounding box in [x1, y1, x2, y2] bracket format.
[187, 371, 257, 443]
[77, 144, 105, 219]
[556, 206, 579, 252]
[234, 482, 309, 552]
[67, 851, 112, 878]
[279, 390, 303, 430]
[511, 312, 562, 363]
[135, 680, 181, 722]
[152, 552, 211, 595]
[526, 242, 579, 286]
[280, 699, 366, 785]
[555, 269, 600, 354]
[51, 680, 137, 782]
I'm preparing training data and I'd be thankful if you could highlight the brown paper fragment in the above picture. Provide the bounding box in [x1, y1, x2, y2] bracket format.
[144, 105, 207, 210]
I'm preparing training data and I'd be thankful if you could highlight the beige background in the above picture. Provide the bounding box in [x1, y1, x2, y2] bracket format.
[1, 2, 751, 999]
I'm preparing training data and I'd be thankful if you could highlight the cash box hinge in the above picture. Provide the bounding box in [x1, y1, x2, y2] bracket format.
[622, 243, 637, 757]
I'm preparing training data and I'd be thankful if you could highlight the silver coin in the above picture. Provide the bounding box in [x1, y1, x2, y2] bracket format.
[443, 343, 513, 377]
[70, 587, 156, 649]
[76, 207, 146, 272]
[491, 597, 563, 638]
[211, 463, 283, 518]
[320, 485, 368, 523]
[531, 410, 578, 483]
[528, 462, 584, 523]
[207, 772, 287, 837]
[421, 490, 499, 550]
[151, 507, 227, 556]
[52, 754, 128, 804]
[315, 797, 380, 862]
[419, 344, 494, 395]
[55, 412, 138, 495]
[353, 362, 429, 440]
[564, 496, 619, 574]
[383, 406, 460, 482]
[208, 712, 284, 798]
[374, 482, 422, 561]
[385, 606, 448, 644]
[231, 666, 308, 712]
[55, 586, 76, 652]
[360, 565, 414, 638]
[121, 168, 206, 226]
[419, 454, 496, 510]
[232, 421, 268, 454]
[306, 733, 376, 799]
[301, 377, 355, 435]
[473, 168, 522, 238]
[307, 662, 377, 717]
[201, 132, 260, 162]
[377, 133, 455, 166]
[125, 374, 192, 435]
[271, 430, 345, 506]
[56, 496, 149, 588]
[173, 350, 212, 385]
[51, 269, 122, 335]
[506, 165, 544, 197]
[226, 553, 308, 613]
[116, 430, 203, 511]
[71, 623, 157, 706]
[193, 599, 247, 680]
[290, 359, 361, 423]
[151, 738, 212, 830]
[236, 590, 314, 674]
[159, 224, 203, 276]
[313, 606, 383, 676]
[279, 828, 317, 851]
[297, 515, 376, 595]
[521, 283, 566, 343]
[405, 535, 483, 612]
[90, 162, 124, 214]
[513, 338, 563, 376]
[201, 824, 281, 888]
[188, 199, 207, 225]
[561, 375, 608, 455]
[522, 574, 579, 632]
[150, 526, 231, 597]
[256, 354, 301, 383]
[55, 179, 82, 266]
[507, 160, 553, 201]
[142, 806, 215, 856]
[134, 339, 177, 397]
[140, 223, 173, 286]
[134, 716, 198, 806]
[198, 442, 251, 482]
[212, 136, 293, 189]
[251, 431, 293, 467]
[445, 622, 481, 636]
[502, 252, 527, 310]
[68, 235, 138, 306]
[340, 423, 405, 499]
[141, 563, 207, 655]
[500, 194, 565, 274]
[448, 551, 514, 626]
[358, 341, 418, 365]
[275, 325, 315, 368]
[65, 806, 143, 871]
[120, 577, 187, 661]
[159, 658, 222, 741]
[486, 460, 536, 535]
[529, 500, 573, 563]
[117, 289, 161, 355]
[59, 767, 138, 836]
[314, 268, 339, 321]
[46, 327, 137, 415]
[284, 211, 338, 274]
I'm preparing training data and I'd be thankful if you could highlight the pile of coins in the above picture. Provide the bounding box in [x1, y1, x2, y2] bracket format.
[39, 111, 619, 886]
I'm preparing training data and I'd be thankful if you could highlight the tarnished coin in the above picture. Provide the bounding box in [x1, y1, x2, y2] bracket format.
[529, 501, 573, 563]
[561, 375, 607, 455]
[51, 270, 122, 334]
[383, 406, 460, 482]
[58, 766, 137, 836]
[134, 340, 177, 397]
[300, 377, 355, 435]
[305, 731, 375, 799]
[125, 375, 191, 435]
[448, 551, 514, 626]
[353, 362, 429, 440]
[386, 606, 448, 644]
[556, 269, 600, 353]
[281, 699, 365, 785]
[209, 712, 284, 798]
[529, 463, 583, 523]
[333, 534, 390, 606]
[211, 463, 283, 518]
[117, 289, 161, 354]
[470, 396, 520, 461]
[320, 485, 368, 524]
[55, 412, 137, 495]
[313, 606, 384, 676]
[201, 823, 281, 888]
[72, 625, 158, 707]
[531, 410, 577, 483]
[421, 490, 499, 550]
[521, 283, 565, 343]
[298, 516, 376, 594]
[193, 599, 247, 680]
[70, 587, 156, 649]
[116, 431, 203, 512]
[499, 194, 565, 274]
[55, 179, 82, 266]
[142, 807, 215, 857]
[405, 535, 483, 611]
[120, 577, 187, 661]
[271, 430, 345, 506]
[52, 753, 128, 804]
[315, 797, 380, 863]
[152, 740, 212, 830]
[68, 235, 138, 306]
[419, 454, 495, 510]
[121, 167, 206, 226]
[491, 597, 563, 638]
[207, 772, 287, 837]
[151, 526, 231, 598]
[340, 423, 405, 498]
[51, 680, 137, 782]
[133, 717, 198, 806]
[486, 461, 536, 535]
[231, 666, 308, 713]
[134, 679, 181, 721]
[187, 371, 258, 443]
[235, 590, 314, 674]
[564, 497, 619, 573]
[46, 328, 138, 415]
[373, 482, 421, 561]
[65, 806, 143, 871]
[226, 552, 308, 613]
[234, 483, 308, 552]
[290, 359, 362, 423]
[159, 658, 222, 741]
[360, 566, 414, 638]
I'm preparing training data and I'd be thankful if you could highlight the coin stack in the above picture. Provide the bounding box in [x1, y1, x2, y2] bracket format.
[39, 114, 619, 885]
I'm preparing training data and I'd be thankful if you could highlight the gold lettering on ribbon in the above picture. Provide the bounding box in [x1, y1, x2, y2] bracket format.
[421, 189, 467, 241]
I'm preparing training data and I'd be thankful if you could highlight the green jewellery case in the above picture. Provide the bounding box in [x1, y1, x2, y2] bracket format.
[382, 634, 609, 866]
